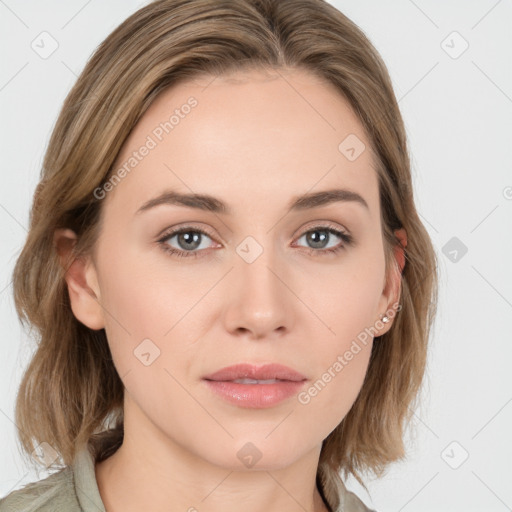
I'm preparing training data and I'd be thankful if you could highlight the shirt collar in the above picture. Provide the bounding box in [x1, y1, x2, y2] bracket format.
[73, 444, 106, 512]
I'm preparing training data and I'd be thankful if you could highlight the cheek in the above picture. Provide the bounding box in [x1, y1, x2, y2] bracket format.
[95, 241, 210, 382]
[306, 250, 386, 344]
[296, 330, 373, 441]
[293, 251, 383, 426]
[96, 233, 188, 332]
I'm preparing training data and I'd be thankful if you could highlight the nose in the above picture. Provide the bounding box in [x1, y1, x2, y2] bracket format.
[222, 250, 295, 340]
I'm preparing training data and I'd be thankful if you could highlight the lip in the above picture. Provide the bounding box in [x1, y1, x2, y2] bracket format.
[203, 363, 307, 382]
[202, 363, 308, 409]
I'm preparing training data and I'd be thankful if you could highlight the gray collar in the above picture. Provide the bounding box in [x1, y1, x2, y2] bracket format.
[73, 446, 106, 512]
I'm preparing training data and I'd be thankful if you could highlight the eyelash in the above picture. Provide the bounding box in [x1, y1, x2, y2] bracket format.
[157, 224, 354, 259]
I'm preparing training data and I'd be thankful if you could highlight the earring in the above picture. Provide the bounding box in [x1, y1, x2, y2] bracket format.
[381, 315, 390, 323]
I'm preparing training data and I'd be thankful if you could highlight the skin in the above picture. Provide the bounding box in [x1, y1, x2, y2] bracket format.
[55, 67, 405, 512]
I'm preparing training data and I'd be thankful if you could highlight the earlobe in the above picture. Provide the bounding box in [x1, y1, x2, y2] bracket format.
[53, 228, 105, 331]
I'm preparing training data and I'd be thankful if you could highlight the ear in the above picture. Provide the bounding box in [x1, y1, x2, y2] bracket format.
[53, 228, 105, 331]
[375, 228, 407, 336]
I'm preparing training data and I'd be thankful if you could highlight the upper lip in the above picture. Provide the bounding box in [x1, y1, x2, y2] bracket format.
[203, 363, 307, 382]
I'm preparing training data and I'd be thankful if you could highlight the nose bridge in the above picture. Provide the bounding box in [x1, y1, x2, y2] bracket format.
[223, 236, 294, 337]
[239, 250, 280, 300]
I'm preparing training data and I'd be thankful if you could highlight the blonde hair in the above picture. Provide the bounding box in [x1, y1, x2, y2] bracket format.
[11, 0, 438, 509]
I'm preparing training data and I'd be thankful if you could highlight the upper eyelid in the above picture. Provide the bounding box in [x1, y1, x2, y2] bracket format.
[157, 223, 216, 240]
[294, 220, 349, 236]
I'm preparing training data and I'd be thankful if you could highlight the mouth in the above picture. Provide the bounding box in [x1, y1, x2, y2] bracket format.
[202, 363, 308, 408]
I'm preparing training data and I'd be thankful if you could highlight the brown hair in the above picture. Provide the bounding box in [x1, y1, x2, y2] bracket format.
[11, 0, 438, 509]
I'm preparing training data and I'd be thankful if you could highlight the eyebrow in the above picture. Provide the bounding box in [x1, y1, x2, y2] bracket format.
[135, 188, 369, 216]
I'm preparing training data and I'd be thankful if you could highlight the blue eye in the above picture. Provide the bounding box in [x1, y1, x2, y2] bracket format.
[157, 224, 353, 259]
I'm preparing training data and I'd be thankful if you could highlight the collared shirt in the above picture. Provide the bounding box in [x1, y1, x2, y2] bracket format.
[0, 445, 376, 511]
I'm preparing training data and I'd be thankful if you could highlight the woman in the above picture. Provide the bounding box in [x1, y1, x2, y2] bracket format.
[0, 0, 438, 511]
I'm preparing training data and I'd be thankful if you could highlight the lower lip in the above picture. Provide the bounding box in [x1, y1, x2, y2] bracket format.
[203, 379, 307, 408]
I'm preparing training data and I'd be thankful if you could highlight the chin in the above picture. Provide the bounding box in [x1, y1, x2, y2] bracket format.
[198, 437, 308, 472]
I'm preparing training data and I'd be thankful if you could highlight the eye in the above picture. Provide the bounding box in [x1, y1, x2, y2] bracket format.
[157, 223, 353, 259]
[157, 227, 217, 258]
[293, 224, 353, 256]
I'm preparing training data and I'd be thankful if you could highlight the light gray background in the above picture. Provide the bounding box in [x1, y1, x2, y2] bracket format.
[1, 1, 511, 511]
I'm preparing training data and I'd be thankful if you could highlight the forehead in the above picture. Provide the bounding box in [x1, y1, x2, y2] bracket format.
[105, 67, 380, 219]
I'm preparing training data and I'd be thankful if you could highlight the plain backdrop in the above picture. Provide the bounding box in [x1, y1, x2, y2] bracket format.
[1, 1, 511, 511]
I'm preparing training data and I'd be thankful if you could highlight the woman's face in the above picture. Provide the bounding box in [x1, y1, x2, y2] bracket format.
[76, 68, 398, 470]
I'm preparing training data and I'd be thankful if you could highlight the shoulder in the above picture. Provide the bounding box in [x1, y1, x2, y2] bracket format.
[0, 466, 81, 512]
[0, 445, 105, 512]
[335, 478, 377, 512]
[341, 487, 378, 512]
